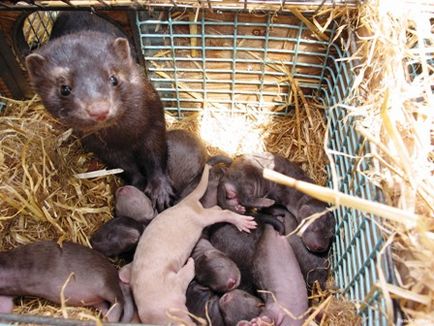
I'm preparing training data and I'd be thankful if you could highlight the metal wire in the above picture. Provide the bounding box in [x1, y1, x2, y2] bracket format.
[4, 6, 402, 325]
[136, 10, 393, 325]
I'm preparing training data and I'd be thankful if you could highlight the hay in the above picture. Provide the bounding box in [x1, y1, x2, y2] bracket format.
[326, 0, 434, 324]
[0, 97, 122, 321]
[0, 97, 119, 251]
[0, 90, 331, 322]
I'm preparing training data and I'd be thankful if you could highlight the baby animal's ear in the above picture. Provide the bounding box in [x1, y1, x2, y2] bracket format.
[119, 263, 132, 284]
[25, 53, 47, 81]
[123, 228, 141, 244]
[248, 197, 275, 208]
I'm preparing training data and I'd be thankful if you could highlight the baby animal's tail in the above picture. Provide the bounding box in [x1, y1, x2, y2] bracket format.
[185, 164, 211, 202]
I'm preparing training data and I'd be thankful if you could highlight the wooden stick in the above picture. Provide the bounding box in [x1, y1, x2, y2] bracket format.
[289, 8, 329, 41]
[188, 10, 199, 58]
[262, 168, 421, 228]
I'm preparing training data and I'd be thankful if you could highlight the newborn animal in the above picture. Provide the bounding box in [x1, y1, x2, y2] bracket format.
[251, 225, 308, 326]
[199, 164, 227, 208]
[186, 282, 263, 326]
[217, 153, 335, 253]
[95, 154, 230, 260]
[90, 216, 145, 258]
[219, 290, 264, 326]
[25, 11, 172, 210]
[209, 224, 263, 294]
[191, 238, 241, 293]
[208, 213, 285, 294]
[0, 240, 133, 322]
[166, 129, 207, 200]
[186, 281, 225, 326]
[115, 185, 156, 223]
[263, 205, 329, 290]
[125, 165, 257, 325]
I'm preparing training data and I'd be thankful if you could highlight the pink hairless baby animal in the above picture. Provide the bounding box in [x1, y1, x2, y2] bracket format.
[120, 165, 257, 325]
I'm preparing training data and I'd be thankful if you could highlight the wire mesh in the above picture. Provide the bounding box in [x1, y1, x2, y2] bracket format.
[22, 11, 58, 51]
[137, 10, 332, 115]
[137, 9, 393, 325]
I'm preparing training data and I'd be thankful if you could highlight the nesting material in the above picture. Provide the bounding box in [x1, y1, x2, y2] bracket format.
[13, 297, 101, 324]
[165, 100, 328, 186]
[328, 0, 434, 324]
[0, 98, 119, 251]
[0, 90, 332, 322]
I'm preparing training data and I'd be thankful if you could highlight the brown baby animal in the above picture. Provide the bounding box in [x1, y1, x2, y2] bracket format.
[199, 163, 229, 208]
[0, 240, 133, 322]
[191, 238, 241, 293]
[217, 153, 335, 253]
[209, 223, 263, 295]
[251, 225, 308, 326]
[185, 282, 264, 326]
[208, 212, 285, 294]
[90, 216, 145, 258]
[262, 205, 329, 290]
[115, 186, 156, 223]
[122, 165, 257, 325]
[219, 289, 264, 326]
[166, 129, 208, 200]
[186, 281, 225, 326]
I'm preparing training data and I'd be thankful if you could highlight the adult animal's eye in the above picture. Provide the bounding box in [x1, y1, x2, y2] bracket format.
[60, 85, 71, 96]
[109, 75, 119, 86]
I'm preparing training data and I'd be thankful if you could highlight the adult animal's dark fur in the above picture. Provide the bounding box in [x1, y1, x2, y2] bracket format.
[25, 12, 172, 210]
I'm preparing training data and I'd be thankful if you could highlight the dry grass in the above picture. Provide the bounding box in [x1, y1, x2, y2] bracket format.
[323, 0, 434, 324]
[0, 90, 330, 322]
[0, 98, 120, 321]
[166, 103, 328, 185]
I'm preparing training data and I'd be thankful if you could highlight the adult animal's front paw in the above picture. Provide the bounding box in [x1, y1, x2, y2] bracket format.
[145, 175, 174, 212]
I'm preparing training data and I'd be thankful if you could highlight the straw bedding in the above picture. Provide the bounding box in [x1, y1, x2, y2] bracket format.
[0, 90, 342, 323]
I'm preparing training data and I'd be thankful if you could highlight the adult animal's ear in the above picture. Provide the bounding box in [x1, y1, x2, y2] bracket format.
[25, 53, 47, 81]
[112, 37, 133, 66]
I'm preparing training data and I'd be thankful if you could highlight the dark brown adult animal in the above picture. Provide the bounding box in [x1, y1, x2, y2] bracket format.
[217, 153, 335, 253]
[191, 238, 241, 293]
[0, 240, 133, 322]
[25, 12, 172, 211]
[251, 225, 308, 326]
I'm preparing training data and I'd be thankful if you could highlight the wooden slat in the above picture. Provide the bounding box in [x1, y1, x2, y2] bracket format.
[0, 0, 358, 11]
